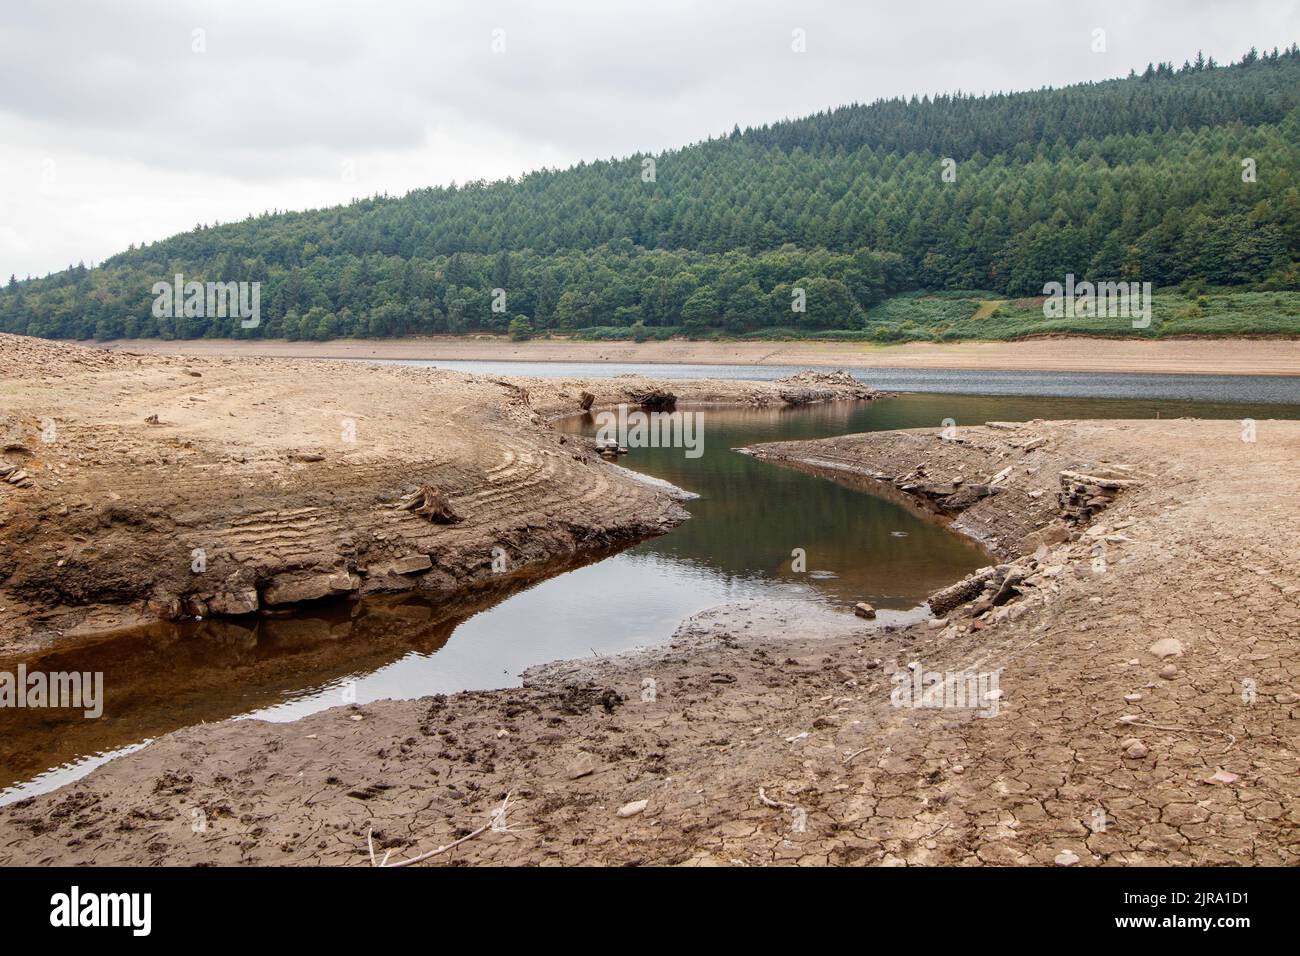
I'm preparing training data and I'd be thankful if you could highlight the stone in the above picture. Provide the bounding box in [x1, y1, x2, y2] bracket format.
[1148, 638, 1184, 658]
[208, 589, 259, 616]
[1202, 769, 1239, 786]
[853, 602, 876, 619]
[147, 594, 183, 620]
[263, 570, 360, 606]
[1158, 663, 1178, 680]
[567, 753, 596, 780]
[380, 555, 433, 575]
[1054, 849, 1080, 866]
[617, 799, 648, 818]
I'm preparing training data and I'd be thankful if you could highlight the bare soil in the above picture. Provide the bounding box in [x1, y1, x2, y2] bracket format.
[0, 333, 871, 656]
[100, 334, 1300, 377]
[2, 395, 1296, 865]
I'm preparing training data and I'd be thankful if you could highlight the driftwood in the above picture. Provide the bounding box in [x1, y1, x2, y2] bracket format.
[928, 566, 1001, 616]
[396, 485, 461, 524]
[629, 388, 676, 412]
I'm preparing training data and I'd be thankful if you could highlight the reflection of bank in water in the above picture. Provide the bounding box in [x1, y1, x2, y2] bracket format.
[0, 547, 628, 802]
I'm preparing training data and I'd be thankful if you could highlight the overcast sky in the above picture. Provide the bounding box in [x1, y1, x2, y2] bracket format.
[2, 0, 1297, 279]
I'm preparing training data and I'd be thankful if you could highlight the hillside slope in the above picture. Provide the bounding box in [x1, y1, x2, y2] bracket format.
[3, 47, 1299, 342]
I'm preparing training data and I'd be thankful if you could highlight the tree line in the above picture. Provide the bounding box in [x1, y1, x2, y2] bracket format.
[3, 46, 1298, 341]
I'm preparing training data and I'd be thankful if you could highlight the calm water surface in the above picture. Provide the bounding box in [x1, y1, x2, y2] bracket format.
[3, 376, 1297, 803]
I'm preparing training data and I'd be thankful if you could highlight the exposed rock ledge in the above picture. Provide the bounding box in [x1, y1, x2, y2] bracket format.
[0, 334, 874, 655]
[2, 418, 1296, 866]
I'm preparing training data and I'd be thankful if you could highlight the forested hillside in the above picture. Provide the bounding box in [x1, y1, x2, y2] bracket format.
[4, 46, 1299, 342]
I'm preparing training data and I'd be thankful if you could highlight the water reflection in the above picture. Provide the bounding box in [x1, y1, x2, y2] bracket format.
[4, 388, 1297, 801]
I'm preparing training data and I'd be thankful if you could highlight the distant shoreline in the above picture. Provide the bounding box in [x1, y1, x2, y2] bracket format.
[92, 334, 1300, 377]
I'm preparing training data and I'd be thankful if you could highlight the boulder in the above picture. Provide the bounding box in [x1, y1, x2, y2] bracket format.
[208, 589, 259, 616]
[263, 570, 360, 606]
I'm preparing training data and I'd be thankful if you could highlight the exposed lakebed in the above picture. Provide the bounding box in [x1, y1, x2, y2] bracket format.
[2, 372, 1297, 804]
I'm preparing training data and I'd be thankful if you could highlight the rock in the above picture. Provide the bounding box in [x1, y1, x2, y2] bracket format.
[379, 555, 433, 575]
[578, 390, 595, 411]
[1124, 693, 1143, 703]
[263, 570, 360, 606]
[1274, 692, 1299, 705]
[289, 452, 325, 463]
[1158, 663, 1178, 680]
[629, 389, 676, 412]
[1148, 638, 1184, 658]
[1202, 769, 1239, 786]
[1054, 849, 1080, 866]
[616, 799, 648, 818]
[208, 589, 259, 616]
[1124, 741, 1149, 759]
[147, 594, 183, 620]
[853, 602, 876, 619]
[566, 753, 596, 780]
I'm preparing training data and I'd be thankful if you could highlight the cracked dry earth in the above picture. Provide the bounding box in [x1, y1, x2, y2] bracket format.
[0, 417, 1296, 866]
[0, 333, 868, 655]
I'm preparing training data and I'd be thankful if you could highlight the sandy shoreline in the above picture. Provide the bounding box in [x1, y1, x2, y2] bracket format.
[97, 335, 1300, 377]
[2, 334, 1297, 866]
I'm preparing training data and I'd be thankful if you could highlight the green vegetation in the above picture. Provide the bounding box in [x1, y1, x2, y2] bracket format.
[3, 46, 1299, 342]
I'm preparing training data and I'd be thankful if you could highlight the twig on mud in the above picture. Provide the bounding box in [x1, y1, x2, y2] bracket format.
[758, 787, 797, 811]
[1118, 718, 1237, 753]
[366, 789, 525, 868]
[842, 747, 872, 765]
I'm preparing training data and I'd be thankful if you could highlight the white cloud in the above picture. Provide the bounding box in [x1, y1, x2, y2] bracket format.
[1, 0, 1296, 277]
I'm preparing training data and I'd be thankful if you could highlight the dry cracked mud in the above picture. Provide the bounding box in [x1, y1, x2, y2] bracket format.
[1, 400, 1296, 866]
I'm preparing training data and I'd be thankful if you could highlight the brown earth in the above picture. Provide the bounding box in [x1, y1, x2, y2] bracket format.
[0, 333, 872, 656]
[99, 334, 1300, 377]
[1, 411, 1296, 866]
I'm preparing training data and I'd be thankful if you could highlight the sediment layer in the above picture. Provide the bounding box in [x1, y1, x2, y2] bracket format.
[2, 415, 1295, 865]
[0, 334, 872, 656]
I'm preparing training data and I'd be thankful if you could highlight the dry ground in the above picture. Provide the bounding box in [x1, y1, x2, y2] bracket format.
[0, 333, 869, 656]
[101, 334, 1300, 377]
[2, 413, 1295, 866]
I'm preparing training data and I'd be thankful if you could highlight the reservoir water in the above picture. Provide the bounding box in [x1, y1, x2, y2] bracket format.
[3, 368, 1298, 804]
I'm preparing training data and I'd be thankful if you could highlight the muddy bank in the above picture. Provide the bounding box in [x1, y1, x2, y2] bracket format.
[0, 334, 874, 655]
[99, 335, 1300, 377]
[2, 417, 1296, 865]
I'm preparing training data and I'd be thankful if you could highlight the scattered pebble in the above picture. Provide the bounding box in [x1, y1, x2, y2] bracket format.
[1149, 638, 1184, 658]
[1054, 849, 1079, 866]
[1202, 769, 1239, 786]
[617, 799, 648, 818]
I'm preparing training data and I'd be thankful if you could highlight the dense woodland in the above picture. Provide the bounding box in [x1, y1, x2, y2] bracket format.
[4, 47, 1300, 342]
